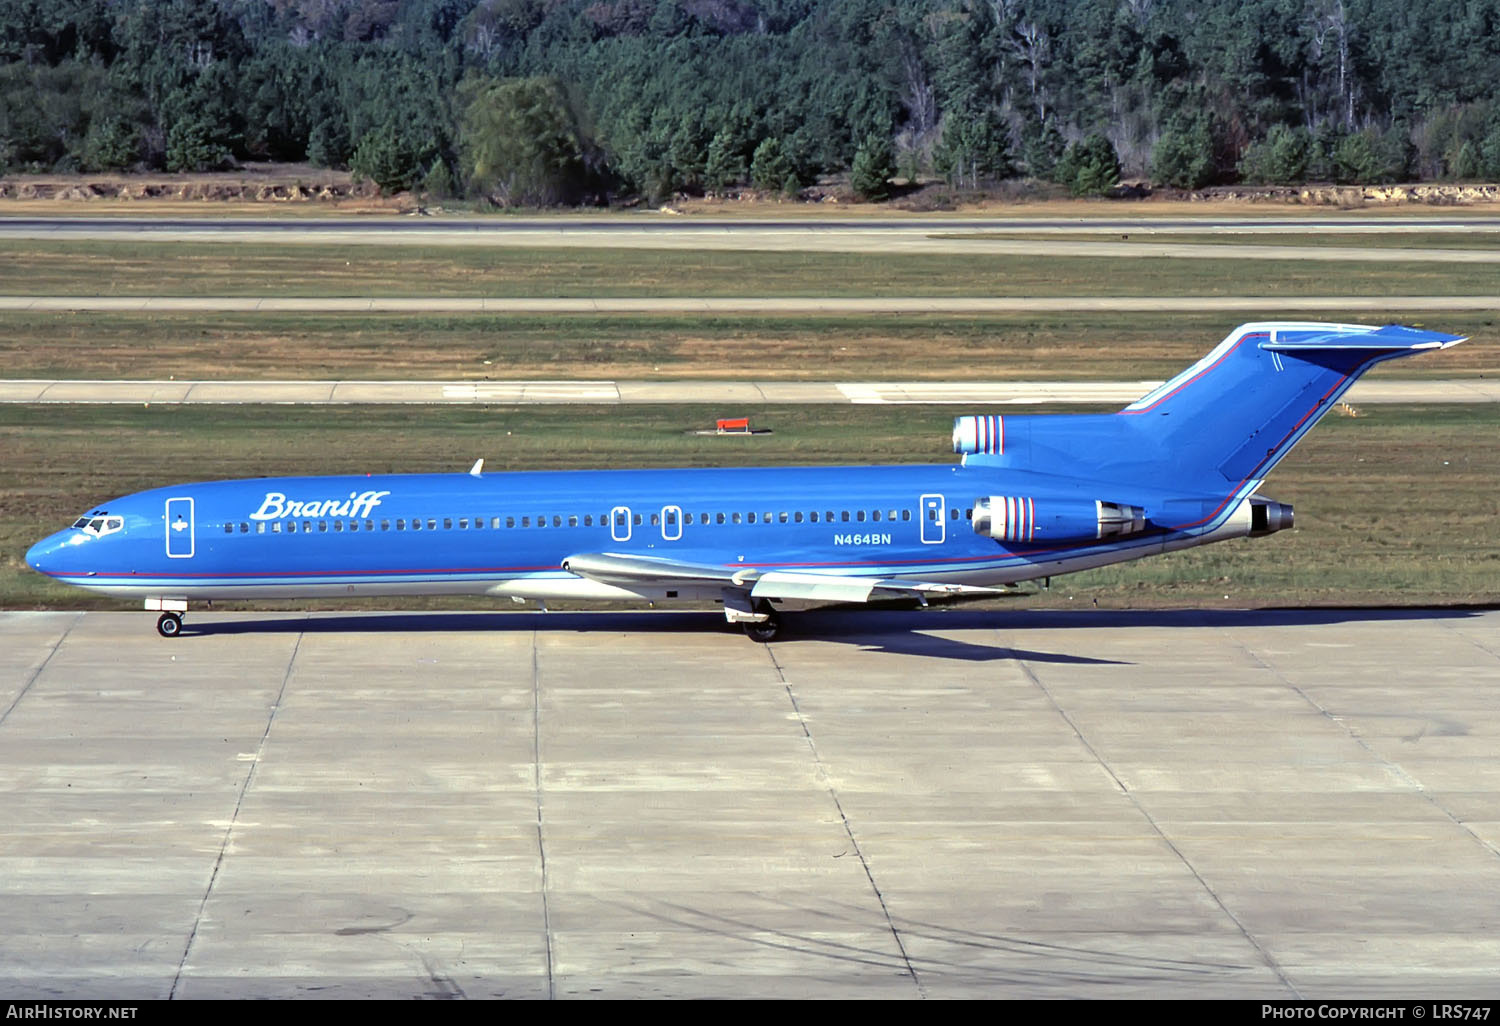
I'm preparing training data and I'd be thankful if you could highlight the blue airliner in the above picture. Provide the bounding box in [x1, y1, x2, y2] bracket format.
[26, 321, 1465, 641]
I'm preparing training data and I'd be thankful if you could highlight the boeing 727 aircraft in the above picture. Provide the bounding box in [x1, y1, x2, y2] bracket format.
[26, 321, 1465, 641]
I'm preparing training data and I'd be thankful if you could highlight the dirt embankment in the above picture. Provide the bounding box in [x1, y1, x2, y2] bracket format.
[0, 163, 417, 212]
[0, 179, 363, 203]
[1187, 183, 1500, 205]
[3, 162, 1500, 211]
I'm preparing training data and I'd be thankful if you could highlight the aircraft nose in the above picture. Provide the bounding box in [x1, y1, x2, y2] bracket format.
[26, 534, 63, 576]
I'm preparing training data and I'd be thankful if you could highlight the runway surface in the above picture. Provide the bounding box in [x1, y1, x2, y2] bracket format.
[6, 215, 1500, 260]
[5, 295, 1500, 313]
[2, 377, 1493, 405]
[4, 606, 1499, 998]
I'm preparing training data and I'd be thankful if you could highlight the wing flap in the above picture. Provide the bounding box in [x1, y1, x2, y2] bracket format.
[563, 553, 1001, 605]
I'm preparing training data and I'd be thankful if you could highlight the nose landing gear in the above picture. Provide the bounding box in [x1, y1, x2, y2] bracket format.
[156, 612, 183, 638]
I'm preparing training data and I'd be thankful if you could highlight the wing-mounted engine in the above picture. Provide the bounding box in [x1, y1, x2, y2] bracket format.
[973, 496, 1146, 544]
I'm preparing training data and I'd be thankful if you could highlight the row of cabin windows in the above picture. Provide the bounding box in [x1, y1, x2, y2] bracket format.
[222, 506, 976, 535]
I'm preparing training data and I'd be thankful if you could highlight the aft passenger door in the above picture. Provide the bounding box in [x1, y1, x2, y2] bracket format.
[165, 497, 195, 558]
[919, 493, 945, 545]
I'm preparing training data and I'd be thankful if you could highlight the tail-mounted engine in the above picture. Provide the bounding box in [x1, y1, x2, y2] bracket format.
[1249, 496, 1295, 536]
[953, 415, 1005, 455]
[973, 496, 1147, 543]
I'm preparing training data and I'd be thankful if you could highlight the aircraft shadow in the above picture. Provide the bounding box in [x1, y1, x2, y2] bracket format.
[178, 609, 1114, 665]
[172, 604, 1487, 665]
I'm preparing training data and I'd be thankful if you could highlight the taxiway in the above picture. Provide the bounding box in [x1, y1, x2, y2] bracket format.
[3, 607, 1498, 998]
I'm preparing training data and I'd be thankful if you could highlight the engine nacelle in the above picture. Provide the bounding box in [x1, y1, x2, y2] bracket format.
[973, 496, 1147, 543]
[953, 415, 1005, 455]
[1249, 496, 1294, 536]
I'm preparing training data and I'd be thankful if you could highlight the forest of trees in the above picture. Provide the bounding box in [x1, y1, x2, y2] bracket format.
[4, 0, 1500, 203]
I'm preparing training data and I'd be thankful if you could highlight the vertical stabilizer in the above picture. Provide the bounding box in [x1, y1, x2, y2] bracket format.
[959, 322, 1466, 492]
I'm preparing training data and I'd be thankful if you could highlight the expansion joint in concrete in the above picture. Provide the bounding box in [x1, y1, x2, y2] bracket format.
[0, 612, 81, 728]
[1008, 643, 1302, 998]
[764, 643, 926, 998]
[1232, 633, 1500, 866]
[531, 630, 555, 1000]
[170, 626, 303, 999]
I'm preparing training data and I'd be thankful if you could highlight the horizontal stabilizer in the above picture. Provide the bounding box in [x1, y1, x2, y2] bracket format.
[1260, 324, 1466, 352]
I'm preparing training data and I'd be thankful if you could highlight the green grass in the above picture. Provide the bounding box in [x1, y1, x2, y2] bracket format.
[4, 403, 1496, 612]
[9, 239, 1500, 297]
[2, 310, 1494, 381]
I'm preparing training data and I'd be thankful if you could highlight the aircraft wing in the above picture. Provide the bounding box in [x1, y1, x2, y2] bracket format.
[560, 552, 1001, 604]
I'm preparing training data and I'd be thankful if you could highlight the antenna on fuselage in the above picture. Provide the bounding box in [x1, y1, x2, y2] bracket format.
[469, 459, 484, 477]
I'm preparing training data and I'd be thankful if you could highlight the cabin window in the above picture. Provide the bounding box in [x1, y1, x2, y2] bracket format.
[747, 512, 757, 524]
[365, 519, 374, 531]
[458, 518, 468, 529]
[584, 515, 593, 527]
[700, 513, 710, 525]
[732, 512, 742, 524]
[569, 515, 578, 527]
[257, 522, 266, 534]
[778, 512, 788, 523]
[396, 519, 405, 531]
[871, 510, 881, 522]
[302, 521, 312, 533]
[239, 522, 249, 533]
[506, 517, 515, 528]
[650, 512, 660, 526]
[633, 513, 642, 526]
[348, 521, 358, 532]
[856, 510, 866, 522]
[319, 521, 328, 533]
[491, 517, 502, 529]
[902, 509, 911, 521]
[272, 522, 281, 534]
[411, 519, 421, 532]
[927, 507, 937, 521]
[826, 511, 836, 522]
[716, 513, 725, 525]
[965, 508, 974, 520]
[223, 523, 233, 534]
[536, 515, 546, 528]
[841, 511, 850, 522]
[427, 519, 437, 531]
[550, 515, 559, 527]
[950, 508, 959, 520]
[444, 518, 453, 530]
[794, 512, 804, 523]
[286, 522, 296, 534]
[380, 520, 389, 531]
[810, 511, 819, 523]
[333, 520, 343, 532]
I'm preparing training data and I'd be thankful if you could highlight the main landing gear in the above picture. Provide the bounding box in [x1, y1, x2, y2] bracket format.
[156, 612, 183, 638]
[743, 608, 781, 643]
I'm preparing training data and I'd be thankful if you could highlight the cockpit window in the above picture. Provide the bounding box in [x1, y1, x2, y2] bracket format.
[73, 514, 124, 538]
